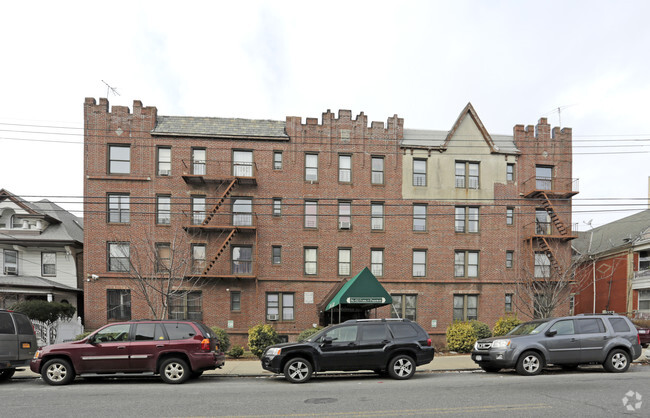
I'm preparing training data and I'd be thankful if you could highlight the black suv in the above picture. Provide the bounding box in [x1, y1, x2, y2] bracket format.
[0, 309, 38, 382]
[261, 318, 434, 383]
[471, 314, 642, 376]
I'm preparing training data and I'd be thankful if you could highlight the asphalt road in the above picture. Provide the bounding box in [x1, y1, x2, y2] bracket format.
[2, 365, 649, 417]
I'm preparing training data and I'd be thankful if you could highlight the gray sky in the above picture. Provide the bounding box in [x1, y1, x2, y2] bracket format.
[1, 0, 649, 229]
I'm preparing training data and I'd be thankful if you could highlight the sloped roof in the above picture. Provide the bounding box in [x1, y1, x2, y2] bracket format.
[0, 275, 81, 292]
[572, 209, 650, 256]
[152, 116, 289, 140]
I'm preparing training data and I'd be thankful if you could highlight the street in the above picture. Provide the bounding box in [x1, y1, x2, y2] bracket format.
[2, 365, 648, 417]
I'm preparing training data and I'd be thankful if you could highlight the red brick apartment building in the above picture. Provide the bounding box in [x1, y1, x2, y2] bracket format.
[83, 98, 576, 346]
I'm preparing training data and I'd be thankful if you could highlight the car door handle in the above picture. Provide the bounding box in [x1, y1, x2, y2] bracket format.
[382, 340, 391, 344]
[117, 346, 126, 350]
[570, 338, 576, 342]
[156, 345, 164, 348]
[348, 343, 356, 347]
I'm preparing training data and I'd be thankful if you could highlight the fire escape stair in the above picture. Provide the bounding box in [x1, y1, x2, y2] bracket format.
[202, 179, 238, 226]
[203, 229, 237, 275]
[539, 237, 561, 274]
[540, 192, 569, 236]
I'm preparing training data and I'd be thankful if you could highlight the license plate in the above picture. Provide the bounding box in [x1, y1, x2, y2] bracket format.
[475, 355, 482, 361]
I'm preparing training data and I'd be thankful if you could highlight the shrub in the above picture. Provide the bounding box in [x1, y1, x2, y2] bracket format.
[210, 327, 231, 353]
[493, 316, 523, 337]
[248, 324, 281, 358]
[469, 320, 492, 340]
[297, 326, 323, 342]
[11, 300, 76, 324]
[632, 319, 650, 328]
[228, 345, 245, 358]
[75, 331, 92, 341]
[446, 321, 477, 353]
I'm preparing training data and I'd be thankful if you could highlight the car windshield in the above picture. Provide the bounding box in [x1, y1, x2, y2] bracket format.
[507, 320, 549, 336]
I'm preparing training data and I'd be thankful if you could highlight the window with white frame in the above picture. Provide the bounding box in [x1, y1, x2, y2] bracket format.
[371, 156, 384, 184]
[535, 165, 553, 190]
[157, 195, 171, 225]
[158, 147, 171, 176]
[305, 153, 318, 181]
[109, 145, 130, 174]
[534, 252, 551, 278]
[169, 291, 203, 321]
[506, 163, 515, 181]
[413, 159, 427, 186]
[391, 295, 416, 320]
[272, 246, 281, 265]
[505, 293, 513, 313]
[338, 248, 351, 276]
[639, 250, 650, 271]
[339, 155, 351, 182]
[413, 204, 426, 231]
[413, 250, 426, 277]
[191, 196, 206, 225]
[232, 246, 253, 274]
[273, 151, 283, 170]
[454, 250, 479, 278]
[638, 290, 650, 311]
[230, 291, 241, 311]
[455, 161, 480, 189]
[41, 252, 56, 276]
[108, 243, 130, 272]
[272, 198, 282, 217]
[506, 207, 514, 225]
[304, 247, 317, 275]
[506, 251, 514, 268]
[338, 201, 351, 229]
[192, 148, 206, 175]
[304, 200, 317, 228]
[535, 209, 551, 235]
[455, 206, 479, 233]
[371, 249, 384, 277]
[233, 150, 253, 177]
[232, 197, 253, 226]
[156, 243, 171, 273]
[453, 294, 478, 321]
[108, 194, 130, 223]
[3, 250, 18, 275]
[266, 292, 294, 321]
[107, 289, 131, 321]
[371, 202, 384, 230]
[191, 244, 206, 274]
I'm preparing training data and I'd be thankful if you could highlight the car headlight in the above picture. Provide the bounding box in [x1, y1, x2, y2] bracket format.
[266, 347, 282, 356]
[491, 339, 511, 349]
[33, 350, 41, 359]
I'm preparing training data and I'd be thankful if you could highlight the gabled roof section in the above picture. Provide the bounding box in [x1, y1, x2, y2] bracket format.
[444, 102, 497, 152]
[0, 189, 43, 216]
[152, 116, 289, 140]
[572, 209, 650, 256]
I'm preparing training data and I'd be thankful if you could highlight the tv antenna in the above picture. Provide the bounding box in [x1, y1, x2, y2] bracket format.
[542, 104, 576, 128]
[101, 80, 120, 98]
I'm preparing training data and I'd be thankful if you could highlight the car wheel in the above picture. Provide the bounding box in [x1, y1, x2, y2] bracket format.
[0, 368, 16, 382]
[388, 355, 416, 380]
[42, 358, 76, 385]
[516, 351, 543, 376]
[603, 349, 630, 373]
[479, 365, 501, 373]
[283, 357, 313, 383]
[159, 358, 190, 384]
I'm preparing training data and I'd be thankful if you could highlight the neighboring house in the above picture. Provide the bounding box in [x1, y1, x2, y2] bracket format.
[572, 209, 650, 317]
[83, 98, 576, 346]
[0, 189, 84, 320]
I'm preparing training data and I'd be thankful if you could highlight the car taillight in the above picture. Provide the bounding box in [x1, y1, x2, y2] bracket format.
[427, 338, 432, 347]
[201, 338, 210, 351]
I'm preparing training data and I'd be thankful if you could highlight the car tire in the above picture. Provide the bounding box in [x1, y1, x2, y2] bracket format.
[603, 349, 630, 373]
[283, 357, 313, 383]
[159, 358, 190, 384]
[515, 351, 543, 376]
[0, 368, 16, 382]
[42, 358, 76, 385]
[388, 354, 416, 380]
[479, 365, 501, 373]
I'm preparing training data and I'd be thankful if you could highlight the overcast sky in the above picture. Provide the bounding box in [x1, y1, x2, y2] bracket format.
[1, 0, 649, 230]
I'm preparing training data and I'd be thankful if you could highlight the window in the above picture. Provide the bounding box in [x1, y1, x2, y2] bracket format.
[535, 209, 551, 235]
[455, 161, 479, 189]
[156, 243, 171, 273]
[156, 195, 171, 225]
[164, 322, 197, 340]
[233, 150, 253, 177]
[109, 145, 130, 174]
[413, 250, 426, 277]
[506, 163, 515, 181]
[371, 249, 384, 277]
[108, 243, 130, 272]
[505, 294, 513, 313]
[305, 153, 318, 181]
[371, 156, 384, 184]
[191, 244, 206, 274]
[322, 325, 358, 342]
[304, 247, 317, 275]
[233, 197, 253, 226]
[266, 293, 294, 321]
[609, 317, 631, 333]
[95, 323, 130, 341]
[455, 207, 479, 233]
[338, 201, 351, 229]
[169, 291, 202, 321]
[453, 295, 478, 321]
[158, 147, 171, 176]
[192, 148, 206, 175]
[108, 194, 130, 223]
[413, 159, 427, 186]
[576, 318, 605, 334]
[638, 289, 650, 311]
[304, 200, 317, 228]
[371, 202, 384, 231]
[339, 155, 351, 182]
[272, 246, 282, 265]
[506, 207, 514, 225]
[230, 291, 241, 311]
[569, 294, 575, 315]
[272, 198, 282, 217]
[273, 151, 283, 170]
[232, 246, 253, 274]
[454, 250, 479, 278]
[107, 289, 131, 321]
[338, 248, 351, 276]
[534, 252, 551, 278]
[134, 323, 166, 341]
[41, 252, 56, 276]
[536, 165, 553, 190]
[4, 250, 18, 274]
[413, 204, 427, 231]
[639, 250, 650, 271]
[549, 319, 575, 335]
[506, 251, 514, 268]
[191, 196, 206, 225]
[391, 295, 416, 321]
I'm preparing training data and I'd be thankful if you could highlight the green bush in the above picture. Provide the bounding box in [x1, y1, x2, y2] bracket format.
[228, 345, 245, 358]
[75, 331, 92, 341]
[297, 326, 323, 342]
[469, 320, 492, 340]
[248, 324, 281, 358]
[210, 327, 231, 353]
[11, 300, 76, 324]
[493, 316, 522, 337]
[446, 321, 477, 353]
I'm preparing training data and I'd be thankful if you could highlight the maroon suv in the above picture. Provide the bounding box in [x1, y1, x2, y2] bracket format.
[30, 320, 225, 385]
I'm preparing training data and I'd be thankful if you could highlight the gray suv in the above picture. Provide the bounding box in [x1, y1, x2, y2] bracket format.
[0, 309, 38, 382]
[471, 314, 642, 376]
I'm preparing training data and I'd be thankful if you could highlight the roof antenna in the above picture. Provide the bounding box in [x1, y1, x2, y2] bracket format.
[101, 80, 120, 98]
[542, 104, 576, 128]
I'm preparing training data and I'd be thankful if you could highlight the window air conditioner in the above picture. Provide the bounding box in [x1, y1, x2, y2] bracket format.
[267, 314, 279, 321]
[339, 221, 351, 230]
[4, 266, 17, 275]
[159, 170, 171, 176]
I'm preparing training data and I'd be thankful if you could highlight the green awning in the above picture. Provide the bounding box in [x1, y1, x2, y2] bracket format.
[325, 267, 392, 311]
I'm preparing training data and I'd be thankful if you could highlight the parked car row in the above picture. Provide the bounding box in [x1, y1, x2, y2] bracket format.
[1, 312, 644, 385]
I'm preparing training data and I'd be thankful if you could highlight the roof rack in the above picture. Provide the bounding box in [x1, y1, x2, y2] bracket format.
[576, 313, 618, 316]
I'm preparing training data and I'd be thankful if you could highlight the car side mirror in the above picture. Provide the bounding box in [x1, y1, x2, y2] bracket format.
[322, 336, 334, 345]
[545, 329, 557, 337]
[87, 335, 97, 344]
